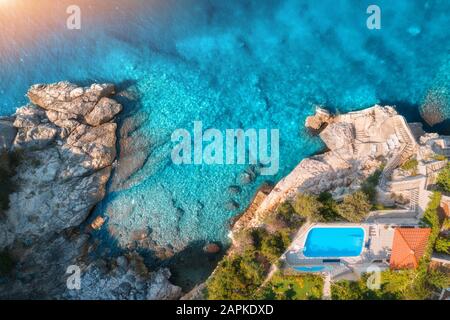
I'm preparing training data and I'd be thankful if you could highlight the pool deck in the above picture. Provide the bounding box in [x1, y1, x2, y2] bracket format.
[282, 222, 401, 277]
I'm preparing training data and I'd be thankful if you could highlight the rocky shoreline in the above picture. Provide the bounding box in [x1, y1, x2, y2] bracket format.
[0, 82, 181, 299]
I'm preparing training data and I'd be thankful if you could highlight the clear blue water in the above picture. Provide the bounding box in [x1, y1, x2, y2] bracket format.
[0, 0, 449, 253]
[294, 266, 326, 272]
[303, 227, 365, 257]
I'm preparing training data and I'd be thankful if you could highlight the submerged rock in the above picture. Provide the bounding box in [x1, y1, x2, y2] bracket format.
[228, 185, 242, 194]
[420, 58, 450, 126]
[203, 243, 221, 254]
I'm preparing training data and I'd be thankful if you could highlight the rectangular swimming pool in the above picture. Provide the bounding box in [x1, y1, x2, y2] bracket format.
[303, 227, 365, 258]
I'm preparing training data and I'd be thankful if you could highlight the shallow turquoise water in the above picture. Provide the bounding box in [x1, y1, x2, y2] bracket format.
[303, 227, 365, 258]
[0, 0, 449, 251]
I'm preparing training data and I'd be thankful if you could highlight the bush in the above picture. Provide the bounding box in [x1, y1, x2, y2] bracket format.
[265, 202, 303, 233]
[433, 154, 447, 161]
[427, 269, 450, 290]
[292, 193, 323, 221]
[436, 163, 450, 193]
[401, 159, 419, 175]
[435, 236, 450, 254]
[336, 191, 371, 222]
[251, 228, 290, 263]
[206, 250, 265, 300]
[317, 192, 340, 221]
[360, 169, 382, 203]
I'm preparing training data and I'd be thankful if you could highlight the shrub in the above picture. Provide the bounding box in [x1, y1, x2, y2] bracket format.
[443, 218, 450, 231]
[265, 202, 303, 233]
[434, 236, 450, 254]
[292, 193, 323, 221]
[336, 191, 371, 222]
[252, 228, 290, 263]
[317, 192, 340, 221]
[426, 269, 450, 290]
[433, 154, 447, 161]
[436, 164, 450, 193]
[360, 169, 382, 203]
[206, 250, 265, 300]
[401, 159, 419, 175]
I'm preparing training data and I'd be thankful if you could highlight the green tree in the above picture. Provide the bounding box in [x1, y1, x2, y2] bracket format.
[360, 169, 382, 203]
[317, 192, 340, 221]
[426, 269, 450, 290]
[436, 164, 450, 192]
[206, 250, 265, 300]
[336, 191, 371, 222]
[251, 228, 290, 263]
[292, 193, 323, 221]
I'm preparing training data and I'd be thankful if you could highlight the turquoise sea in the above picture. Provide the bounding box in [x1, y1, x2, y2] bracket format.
[0, 1, 449, 265]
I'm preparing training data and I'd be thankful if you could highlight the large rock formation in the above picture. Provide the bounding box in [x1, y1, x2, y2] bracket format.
[241, 105, 417, 228]
[0, 82, 181, 300]
[1, 82, 121, 248]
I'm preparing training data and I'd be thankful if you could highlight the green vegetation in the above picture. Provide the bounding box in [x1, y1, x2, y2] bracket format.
[0, 150, 21, 214]
[360, 169, 382, 203]
[433, 154, 447, 161]
[292, 169, 380, 223]
[292, 193, 323, 221]
[332, 192, 448, 300]
[252, 228, 290, 263]
[436, 163, 450, 193]
[207, 203, 302, 299]
[336, 191, 371, 223]
[435, 236, 450, 254]
[0, 250, 15, 277]
[206, 250, 266, 300]
[257, 272, 323, 300]
[401, 158, 419, 176]
[443, 217, 450, 230]
[317, 192, 341, 221]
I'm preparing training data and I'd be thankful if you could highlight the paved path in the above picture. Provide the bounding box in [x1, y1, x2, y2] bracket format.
[322, 273, 332, 300]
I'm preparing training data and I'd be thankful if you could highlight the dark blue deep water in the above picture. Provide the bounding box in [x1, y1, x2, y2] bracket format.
[1, 0, 449, 252]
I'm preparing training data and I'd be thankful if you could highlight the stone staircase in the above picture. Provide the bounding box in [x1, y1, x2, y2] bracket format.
[379, 117, 417, 191]
[409, 188, 419, 212]
[355, 127, 369, 142]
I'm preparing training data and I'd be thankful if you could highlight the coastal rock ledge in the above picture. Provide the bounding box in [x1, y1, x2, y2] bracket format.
[235, 105, 420, 231]
[0, 82, 181, 300]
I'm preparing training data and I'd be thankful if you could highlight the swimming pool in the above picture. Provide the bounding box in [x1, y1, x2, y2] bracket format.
[303, 227, 365, 258]
[294, 266, 326, 272]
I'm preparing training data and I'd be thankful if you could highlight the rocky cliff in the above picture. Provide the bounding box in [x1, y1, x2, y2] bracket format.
[0, 82, 181, 299]
[237, 105, 418, 229]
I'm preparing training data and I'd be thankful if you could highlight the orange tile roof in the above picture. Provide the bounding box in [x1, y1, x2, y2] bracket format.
[390, 228, 431, 270]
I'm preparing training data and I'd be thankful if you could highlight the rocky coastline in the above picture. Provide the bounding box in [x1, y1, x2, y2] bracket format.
[226, 104, 448, 251]
[0, 82, 181, 299]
